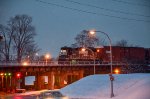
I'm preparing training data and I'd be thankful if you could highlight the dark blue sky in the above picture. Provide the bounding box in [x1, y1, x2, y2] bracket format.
[0, 0, 150, 57]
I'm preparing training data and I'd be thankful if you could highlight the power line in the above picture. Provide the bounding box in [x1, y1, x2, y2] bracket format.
[64, 0, 150, 18]
[111, 0, 150, 7]
[36, 0, 150, 23]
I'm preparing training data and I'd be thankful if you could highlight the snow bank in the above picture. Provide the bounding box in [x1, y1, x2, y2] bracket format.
[60, 73, 150, 99]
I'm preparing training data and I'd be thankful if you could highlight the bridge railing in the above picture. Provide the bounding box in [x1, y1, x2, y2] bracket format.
[0, 61, 129, 67]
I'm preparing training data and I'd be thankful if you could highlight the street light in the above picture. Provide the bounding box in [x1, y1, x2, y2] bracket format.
[0, 73, 4, 88]
[88, 30, 114, 98]
[81, 47, 96, 74]
[114, 68, 120, 74]
[45, 53, 50, 65]
[35, 53, 39, 64]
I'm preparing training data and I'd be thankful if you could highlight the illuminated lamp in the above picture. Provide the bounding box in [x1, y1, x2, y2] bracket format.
[114, 69, 120, 74]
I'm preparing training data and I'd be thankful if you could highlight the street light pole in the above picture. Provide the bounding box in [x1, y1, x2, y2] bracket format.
[81, 48, 95, 74]
[88, 30, 114, 98]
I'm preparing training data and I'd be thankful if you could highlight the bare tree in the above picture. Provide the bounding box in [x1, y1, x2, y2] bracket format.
[0, 24, 14, 62]
[72, 30, 104, 47]
[115, 39, 128, 47]
[115, 39, 138, 47]
[8, 15, 37, 62]
[23, 42, 40, 61]
[0, 15, 39, 62]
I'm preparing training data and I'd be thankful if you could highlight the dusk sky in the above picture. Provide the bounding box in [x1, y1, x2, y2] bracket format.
[0, 0, 150, 57]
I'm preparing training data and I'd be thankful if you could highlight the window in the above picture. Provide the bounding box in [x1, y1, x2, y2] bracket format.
[60, 50, 67, 55]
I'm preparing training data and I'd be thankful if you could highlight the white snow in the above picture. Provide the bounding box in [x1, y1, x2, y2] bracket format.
[60, 73, 150, 99]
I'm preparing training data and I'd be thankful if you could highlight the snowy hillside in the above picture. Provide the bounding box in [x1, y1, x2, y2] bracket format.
[60, 74, 150, 99]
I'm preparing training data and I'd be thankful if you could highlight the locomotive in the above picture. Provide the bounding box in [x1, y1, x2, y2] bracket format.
[58, 46, 150, 65]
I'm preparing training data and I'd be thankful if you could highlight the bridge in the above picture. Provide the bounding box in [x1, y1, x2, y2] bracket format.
[0, 61, 139, 92]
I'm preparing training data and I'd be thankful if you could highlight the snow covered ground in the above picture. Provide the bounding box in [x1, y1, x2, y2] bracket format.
[60, 73, 150, 99]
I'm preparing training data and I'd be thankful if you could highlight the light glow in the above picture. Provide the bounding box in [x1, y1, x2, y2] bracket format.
[89, 30, 96, 35]
[22, 62, 28, 66]
[17, 73, 21, 77]
[0, 73, 4, 76]
[8, 73, 11, 76]
[45, 53, 50, 59]
[81, 48, 86, 52]
[97, 49, 100, 52]
[114, 69, 120, 74]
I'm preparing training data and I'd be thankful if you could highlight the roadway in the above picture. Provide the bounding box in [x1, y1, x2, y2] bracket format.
[2, 94, 37, 99]
[0, 90, 75, 99]
[0, 91, 41, 99]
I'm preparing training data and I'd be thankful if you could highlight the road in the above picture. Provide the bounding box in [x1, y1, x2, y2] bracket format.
[0, 91, 41, 99]
[0, 94, 38, 99]
[0, 90, 77, 99]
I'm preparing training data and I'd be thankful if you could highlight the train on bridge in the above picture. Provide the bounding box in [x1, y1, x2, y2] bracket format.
[58, 46, 150, 64]
[58, 46, 150, 72]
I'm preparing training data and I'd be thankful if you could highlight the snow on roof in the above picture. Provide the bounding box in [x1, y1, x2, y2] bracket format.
[60, 73, 150, 99]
